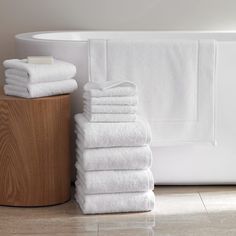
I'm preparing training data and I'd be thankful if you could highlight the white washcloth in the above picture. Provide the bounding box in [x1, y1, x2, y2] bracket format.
[4, 79, 78, 98]
[84, 102, 137, 114]
[76, 145, 152, 171]
[3, 59, 76, 83]
[83, 95, 138, 105]
[75, 186, 155, 214]
[89, 39, 216, 146]
[84, 112, 136, 122]
[74, 113, 151, 148]
[84, 81, 136, 97]
[75, 163, 154, 194]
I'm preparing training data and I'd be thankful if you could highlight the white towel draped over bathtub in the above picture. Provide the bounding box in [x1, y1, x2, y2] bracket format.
[89, 39, 216, 146]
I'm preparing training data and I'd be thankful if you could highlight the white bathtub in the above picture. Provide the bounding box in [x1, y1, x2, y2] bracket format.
[15, 31, 236, 184]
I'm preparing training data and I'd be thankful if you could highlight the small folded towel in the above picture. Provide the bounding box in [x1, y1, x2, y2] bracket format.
[75, 163, 154, 194]
[84, 112, 136, 122]
[4, 79, 78, 98]
[75, 186, 155, 214]
[84, 102, 137, 114]
[83, 95, 138, 106]
[84, 81, 136, 97]
[3, 59, 76, 83]
[74, 113, 151, 148]
[76, 145, 152, 171]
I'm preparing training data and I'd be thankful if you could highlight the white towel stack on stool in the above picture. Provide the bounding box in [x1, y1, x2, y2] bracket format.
[3, 58, 78, 98]
[74, 81, 155, 214]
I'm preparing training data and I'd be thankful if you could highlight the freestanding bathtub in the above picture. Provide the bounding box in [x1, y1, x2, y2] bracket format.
[15, 31, 236, 184]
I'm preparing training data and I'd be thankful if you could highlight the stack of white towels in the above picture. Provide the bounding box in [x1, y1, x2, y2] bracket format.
[3, 58, 78, 98]
[83, 81, 138, 122]
[74, 81, 155, 214]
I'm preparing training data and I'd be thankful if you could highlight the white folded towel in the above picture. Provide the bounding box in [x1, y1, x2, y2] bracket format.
[76, 145, 152, 171]
[3, 59, 76, 83]
[84, 102, 137, 114]
[74, 113, 151, 148]
[75, 186, 155, 214]
[84, 81, 136, 97]
[84, 112, 136, 122]
[75, 163, 154, 194]
[89, 39, 216, 146]
[83, 95, 138, 106]
[4, 79, 78, 98]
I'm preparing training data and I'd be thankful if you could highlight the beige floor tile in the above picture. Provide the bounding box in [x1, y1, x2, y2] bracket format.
[83, 212, 156, 227]
[98, 218, 155, 230]
[153, 213, 211, 230]
[206, 212, 236, 229]
[10, 233, 98, 236]
[0, 219, 98, 234]
[0, 200, 82, 220]
[98, 228, 154, 236]
[154, 192, 206, 216]
[153, 226, 236, 236]
[2, 186, 236, 235]
[0, 200, 98, 235]
[200, 188, 236, 213]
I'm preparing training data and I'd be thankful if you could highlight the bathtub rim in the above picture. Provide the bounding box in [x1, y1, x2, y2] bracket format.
[15, 30, 236, 43]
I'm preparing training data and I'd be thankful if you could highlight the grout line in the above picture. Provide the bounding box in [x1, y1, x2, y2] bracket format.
[198, 192, 209, 214]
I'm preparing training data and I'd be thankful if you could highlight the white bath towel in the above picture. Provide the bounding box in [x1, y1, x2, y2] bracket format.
[4, 79, 78, 98]
[84, 81, 137, 97]
[74, 113, 151, 148]
[83, 94, 138, 106]
[84, 112, 136, 122]
[3, 59, 76, 83]
[76, 145, 152, 171]
[84, 102, 137, 114]
[89, 39, 216, 146]
[75, 163, 154, 194]
[75, 186, 155, 214]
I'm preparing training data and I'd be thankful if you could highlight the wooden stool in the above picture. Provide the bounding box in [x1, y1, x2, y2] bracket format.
[0, 90, 71, 206]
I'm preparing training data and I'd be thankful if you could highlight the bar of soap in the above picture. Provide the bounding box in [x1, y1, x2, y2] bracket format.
[27, 56, 54, 64]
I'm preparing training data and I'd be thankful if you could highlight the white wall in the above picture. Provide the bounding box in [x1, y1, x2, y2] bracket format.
[1, 0, 236, 83]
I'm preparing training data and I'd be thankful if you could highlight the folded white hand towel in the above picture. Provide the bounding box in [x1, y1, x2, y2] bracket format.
[83, 95, 138, 106]
[3, 59, 76, 83]
[74, 113, 151, 148]
[4, 79, 78, 98]
[75, 186, 155, 214]
[84, 81, 136, 97]
[75, 145, 152, 171]
[84, 102, 137, 114]
[75, 188, 155, 215]
[84, 112, 136, 122]
[75, 163, 154, 194]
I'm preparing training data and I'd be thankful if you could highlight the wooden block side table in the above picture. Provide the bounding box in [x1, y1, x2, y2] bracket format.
[0, 90, 71, 206]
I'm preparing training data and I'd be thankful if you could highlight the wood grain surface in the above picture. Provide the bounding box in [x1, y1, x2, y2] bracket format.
[0, 91, 71, 206]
